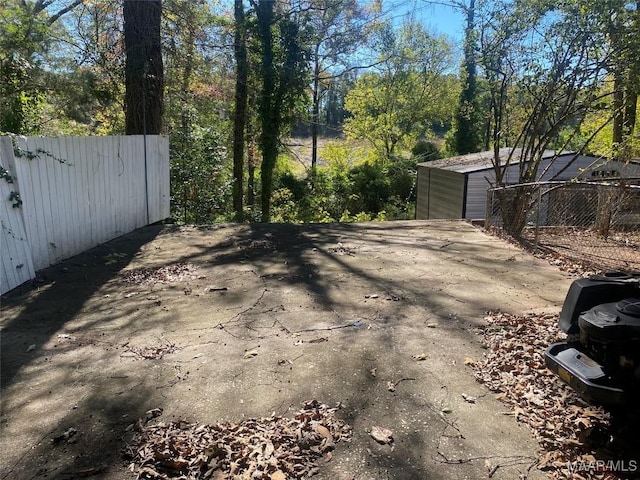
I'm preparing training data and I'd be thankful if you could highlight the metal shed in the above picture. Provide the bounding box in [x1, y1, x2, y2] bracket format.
[416, 148, 634, 220]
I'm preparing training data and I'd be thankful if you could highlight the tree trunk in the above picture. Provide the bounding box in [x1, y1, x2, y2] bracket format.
[311, 48, 321, 173]
[247, 110, 256, 208]
[256, 0, 279, 223]
[247, 143, 256, 208]
[624, 89, 638, 137]
[612, 71, 624, 147]
[453, 0, 479, 155]
[180, 11, 195, 137]
[124, 0, 163, 135]
[623, 1, 639, 138]
[496, 187, 534, 238]
[232, 0, 248, 219]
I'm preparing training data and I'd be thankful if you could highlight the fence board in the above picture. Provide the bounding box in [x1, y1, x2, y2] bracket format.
[0, 137, 36, 293]
[1, 135, 169, 294]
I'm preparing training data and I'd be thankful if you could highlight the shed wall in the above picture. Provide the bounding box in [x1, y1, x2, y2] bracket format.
[465, 172, 495, 219]
[425, 169, 465, 219]
[416, 167, 430, 220]
[417, 154, 637, 222]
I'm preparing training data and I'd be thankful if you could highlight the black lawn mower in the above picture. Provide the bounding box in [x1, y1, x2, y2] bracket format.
[545, 271, 640, 408]
[545, 271, 640, 459]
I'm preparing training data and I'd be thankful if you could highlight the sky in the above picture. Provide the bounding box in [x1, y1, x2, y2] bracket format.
[386, 0, 467, 42]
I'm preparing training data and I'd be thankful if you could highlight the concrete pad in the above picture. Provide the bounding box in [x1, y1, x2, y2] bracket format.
[0, 220, 573, 480]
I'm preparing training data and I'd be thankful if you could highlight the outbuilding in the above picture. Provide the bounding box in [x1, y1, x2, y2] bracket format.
[415, 148, 638, 220]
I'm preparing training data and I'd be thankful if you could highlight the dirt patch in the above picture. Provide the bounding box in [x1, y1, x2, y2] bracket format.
[519, 227, 640, 274]
[1, 221, 576, 480]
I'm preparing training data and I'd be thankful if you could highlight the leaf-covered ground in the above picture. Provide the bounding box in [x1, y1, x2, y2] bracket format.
[123, 401, 352, 480]
[472, 311, 638, 480]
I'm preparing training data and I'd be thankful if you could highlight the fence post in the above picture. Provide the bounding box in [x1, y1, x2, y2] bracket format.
[485, 188, 493, 228]
[534, 186, 542, 248]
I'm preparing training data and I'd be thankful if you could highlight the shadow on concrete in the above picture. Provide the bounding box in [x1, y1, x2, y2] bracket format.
[1, 226, 162, 479]
[0, 221, 566, 480]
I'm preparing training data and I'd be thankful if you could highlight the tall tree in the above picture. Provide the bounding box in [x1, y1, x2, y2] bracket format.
[123, 0, 163, 135]
[301, 0, 371, 171]
[254, 0, 278, 223]
[0, 0, 84, 133]
[344, 19, 455, 161]
[452, 0, 482, 154]
[232, 0, 248, 218]
[478, 0, 614, 235]
[606, 0, 640, 154]
[250, 0, 308, 222]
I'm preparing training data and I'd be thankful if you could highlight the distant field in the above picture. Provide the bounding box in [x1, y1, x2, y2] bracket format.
[283, 136, 344, 167]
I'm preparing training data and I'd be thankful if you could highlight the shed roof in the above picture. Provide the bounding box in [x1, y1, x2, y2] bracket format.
[418, 147, 560, 174]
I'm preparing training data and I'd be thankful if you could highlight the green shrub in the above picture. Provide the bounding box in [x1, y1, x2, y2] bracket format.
[348, 162, 390, 213]
[170, 126, 232, 224]
[411, 139, 440, 161]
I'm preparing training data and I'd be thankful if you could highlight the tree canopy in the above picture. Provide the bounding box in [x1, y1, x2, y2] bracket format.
[1, 0, 638, 225]
[344, 18, 457, 160]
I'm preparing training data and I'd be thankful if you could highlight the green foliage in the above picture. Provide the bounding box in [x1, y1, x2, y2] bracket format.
[411, 140, 440, 162]
[270, 188, 299, 223]
[0, 1, 74, 134]
[388, 160, 417, 201]
[348, 162, 390, 213]
[452, 0, 482, 155]
[269, 144, 419, 223]
[343, 19, 456, 161]
[0, 56, 43, 134]
[170, 125, 232, 224]
[250, 0, 310, 221]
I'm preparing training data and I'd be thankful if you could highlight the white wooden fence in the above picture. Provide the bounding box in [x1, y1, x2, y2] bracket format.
[1, 135, 169, 294]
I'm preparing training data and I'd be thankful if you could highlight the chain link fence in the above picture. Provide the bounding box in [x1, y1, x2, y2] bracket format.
[485, 181, 640, 272]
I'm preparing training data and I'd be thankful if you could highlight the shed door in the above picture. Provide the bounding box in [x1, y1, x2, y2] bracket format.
[416, 166, 430, 220]
[428, 169, 465, 219]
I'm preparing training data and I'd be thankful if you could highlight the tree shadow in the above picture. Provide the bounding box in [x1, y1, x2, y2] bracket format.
[1, 226, 162, 479]
[0, 220, 568, 480]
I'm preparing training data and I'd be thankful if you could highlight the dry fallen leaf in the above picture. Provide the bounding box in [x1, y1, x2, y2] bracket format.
[461, 393, 477, 404]
[243, 349, 259, 359]
[144, 408, 163, 422]
[370, 426, 394, 445]
[314, 423, 331, 439]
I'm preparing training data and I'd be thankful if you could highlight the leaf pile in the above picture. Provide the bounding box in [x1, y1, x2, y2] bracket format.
[121, 263, 199, 285]
[327, 243, 355, 256]
[534, 250, 600, 278]
[123, 400, 352, 480]
[472, 311, 619, 479]
[233, 239, 276, 251]
[121, 342, 179, 360]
